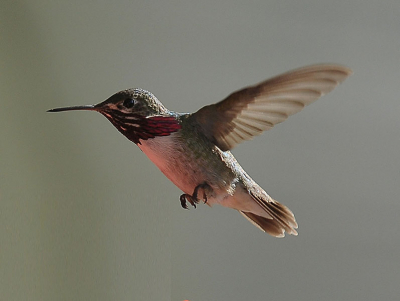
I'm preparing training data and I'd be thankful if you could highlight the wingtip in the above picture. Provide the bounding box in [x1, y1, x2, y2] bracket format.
[315, 63, 353, 79]
[331, 64, 353, 80]
[291, 63, 353, 80]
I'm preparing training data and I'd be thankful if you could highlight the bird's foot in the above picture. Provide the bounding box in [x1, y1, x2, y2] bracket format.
[193, 182, 213, 204]
[179, 182, 213, 209]
[180, 194, 198, 209]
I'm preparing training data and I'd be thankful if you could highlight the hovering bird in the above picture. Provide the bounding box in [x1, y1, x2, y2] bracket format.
[48, 64, 351, 237]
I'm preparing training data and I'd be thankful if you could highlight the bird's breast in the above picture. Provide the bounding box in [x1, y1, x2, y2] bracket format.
[137, 132, 237, 198]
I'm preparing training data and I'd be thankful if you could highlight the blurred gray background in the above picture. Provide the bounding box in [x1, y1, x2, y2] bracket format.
[1, 1, 400, 300]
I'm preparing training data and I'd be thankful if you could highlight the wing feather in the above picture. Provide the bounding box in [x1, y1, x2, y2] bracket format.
[191, 64, 352, 151]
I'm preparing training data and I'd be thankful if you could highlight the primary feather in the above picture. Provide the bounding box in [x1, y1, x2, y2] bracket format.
[193, 64, 352, 151]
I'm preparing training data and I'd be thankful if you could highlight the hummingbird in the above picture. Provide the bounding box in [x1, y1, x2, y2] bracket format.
[48, 64, 351, 237]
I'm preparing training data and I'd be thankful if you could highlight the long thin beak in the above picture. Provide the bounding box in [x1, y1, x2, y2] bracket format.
[47, 105, 96, 113]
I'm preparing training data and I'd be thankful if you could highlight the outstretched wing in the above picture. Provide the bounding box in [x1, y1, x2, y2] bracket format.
[191, 64, 352, 151]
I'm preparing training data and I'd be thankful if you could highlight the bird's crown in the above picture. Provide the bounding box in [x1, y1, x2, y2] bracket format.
[96, 88, 169, 117]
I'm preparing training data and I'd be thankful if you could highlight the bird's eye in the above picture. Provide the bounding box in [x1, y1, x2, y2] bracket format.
[123, 98, 136, 109]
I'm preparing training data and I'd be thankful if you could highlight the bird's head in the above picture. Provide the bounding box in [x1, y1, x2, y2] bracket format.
[48, 88, 181, 144]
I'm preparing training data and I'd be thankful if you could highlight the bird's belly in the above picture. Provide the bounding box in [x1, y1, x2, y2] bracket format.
[138, 134, 235, 198]
[138, 134, 268, 214]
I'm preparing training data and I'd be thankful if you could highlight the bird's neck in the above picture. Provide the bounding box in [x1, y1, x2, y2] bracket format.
[104, 113, 182, 144]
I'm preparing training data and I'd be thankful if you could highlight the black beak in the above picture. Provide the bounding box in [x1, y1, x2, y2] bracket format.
[47, 105, 96, 113]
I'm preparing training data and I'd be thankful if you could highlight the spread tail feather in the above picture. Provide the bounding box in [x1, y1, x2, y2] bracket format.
[240, 191, 298, 237]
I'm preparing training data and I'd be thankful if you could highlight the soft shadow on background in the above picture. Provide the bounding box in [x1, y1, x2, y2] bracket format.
[1, 1, 400, 300]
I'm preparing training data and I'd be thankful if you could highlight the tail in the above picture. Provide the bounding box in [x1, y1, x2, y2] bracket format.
[240, 189, 298, 237]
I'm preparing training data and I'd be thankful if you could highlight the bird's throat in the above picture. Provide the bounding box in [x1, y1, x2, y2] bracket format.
[102, 112, 181, 144]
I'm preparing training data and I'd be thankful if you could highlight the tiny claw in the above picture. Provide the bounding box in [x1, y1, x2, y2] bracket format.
[180, 194, 197, 209]
[180, 194, 189, 209]
[188, 197, 197, 208]
[193, 182, 212, 204]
